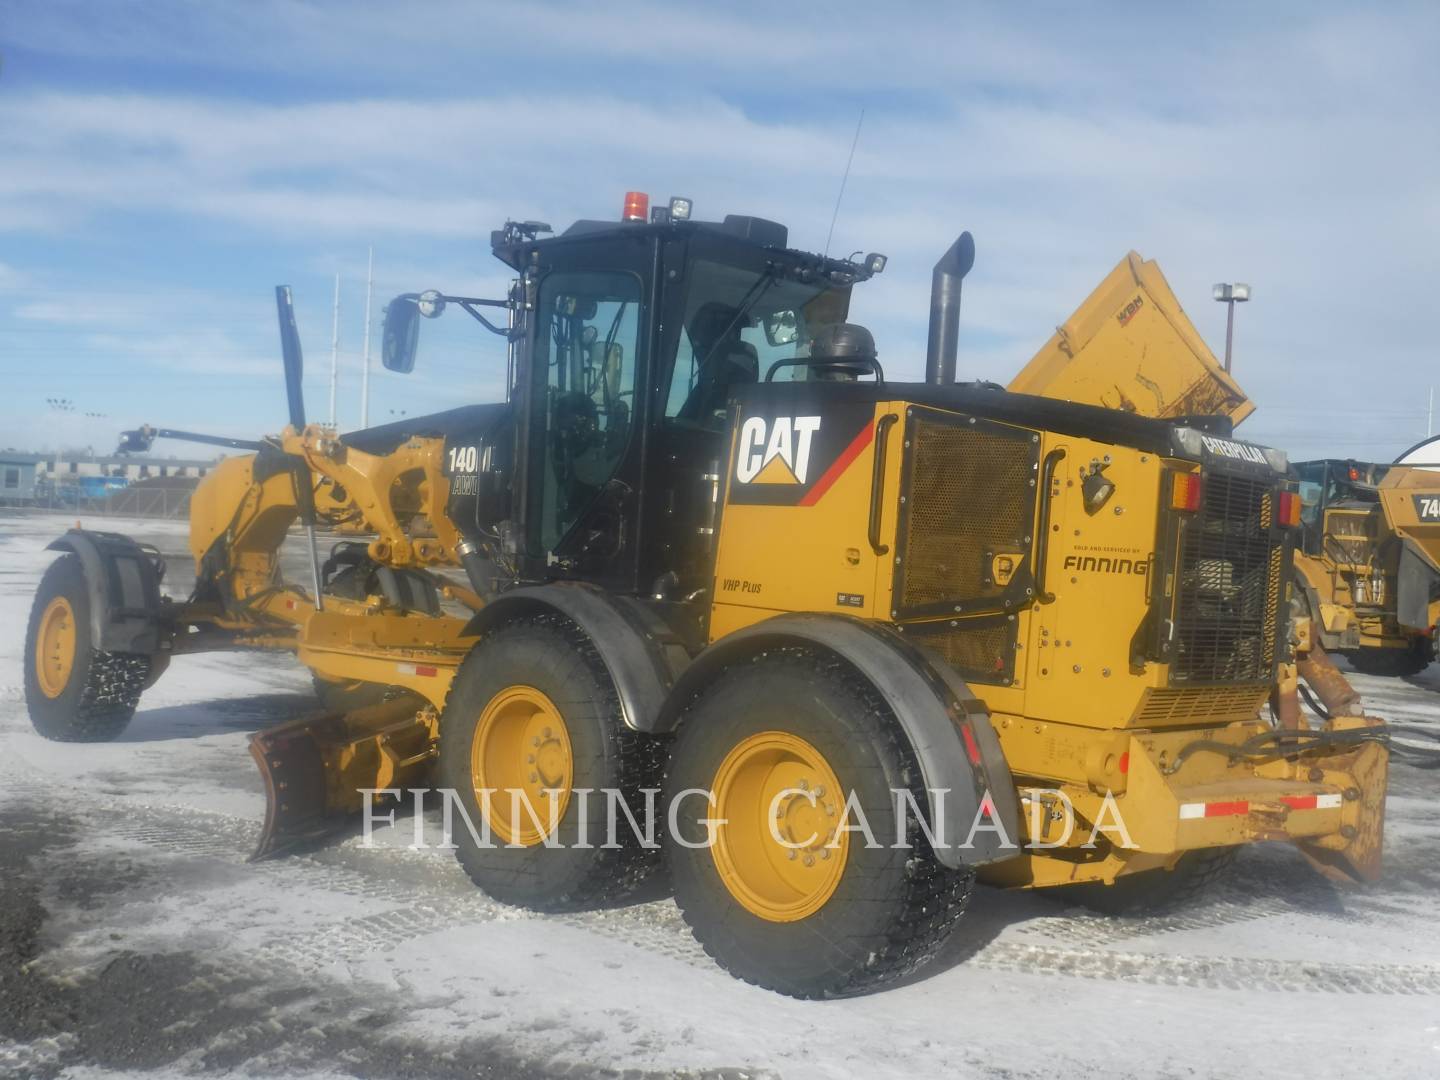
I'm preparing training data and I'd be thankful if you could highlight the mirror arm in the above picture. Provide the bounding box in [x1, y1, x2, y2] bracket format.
[458, 300, 520, 339]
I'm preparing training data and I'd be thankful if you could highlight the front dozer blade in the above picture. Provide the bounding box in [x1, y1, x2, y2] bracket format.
[248, 697, 438, 860]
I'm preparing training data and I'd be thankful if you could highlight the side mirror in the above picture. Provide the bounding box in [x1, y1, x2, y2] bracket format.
[382, 294, 421, 373]
[763, 310, 799, 347]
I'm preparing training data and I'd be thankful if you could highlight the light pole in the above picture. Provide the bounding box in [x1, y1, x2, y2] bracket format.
[1212, 282, 1250, 373]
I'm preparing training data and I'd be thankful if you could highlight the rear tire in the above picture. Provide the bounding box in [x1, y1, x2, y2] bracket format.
[24, 554, 149, 742]
[1346, 640, 1432, 677]
[665, 648, 973, 998]
[1054, 847, 1236, 916]
[438, 613, 666, 911]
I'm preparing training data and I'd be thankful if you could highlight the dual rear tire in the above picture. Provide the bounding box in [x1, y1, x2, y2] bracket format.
[440, 627, 972, 997]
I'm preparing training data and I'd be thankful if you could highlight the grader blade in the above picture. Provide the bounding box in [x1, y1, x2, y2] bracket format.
[249, 696, 439, 860]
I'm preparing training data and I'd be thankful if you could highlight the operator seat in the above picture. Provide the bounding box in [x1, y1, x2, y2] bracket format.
[678, 303, 760, 424]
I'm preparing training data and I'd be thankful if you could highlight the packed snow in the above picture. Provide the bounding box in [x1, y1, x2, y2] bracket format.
[2, 512, 1439, 1079]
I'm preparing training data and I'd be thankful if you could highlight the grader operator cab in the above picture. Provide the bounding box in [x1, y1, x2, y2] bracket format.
[24, 193, 1389, 998]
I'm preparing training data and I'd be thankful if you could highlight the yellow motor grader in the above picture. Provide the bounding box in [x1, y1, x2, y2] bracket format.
[24, 198, 1388, 998]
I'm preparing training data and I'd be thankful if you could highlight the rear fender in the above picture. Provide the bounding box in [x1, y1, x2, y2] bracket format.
[46, 528, 166, 654]
[460, 584, 690, 733]
[656, 613, 1022, 870]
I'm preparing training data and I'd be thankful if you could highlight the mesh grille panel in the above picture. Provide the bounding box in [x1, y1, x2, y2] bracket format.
[899, 418, 1036, 612]
[1326, 509, 1376, 566]
[906, 616, 1017, 683]
[1171, 474, 1283, 684]
[1134, 686, 1268, 725]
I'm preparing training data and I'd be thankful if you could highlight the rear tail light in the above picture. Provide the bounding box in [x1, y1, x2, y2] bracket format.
[1170, 472, 1203, 512]
[622, 191, 649, 222]
[1278, 489, 1302, 527]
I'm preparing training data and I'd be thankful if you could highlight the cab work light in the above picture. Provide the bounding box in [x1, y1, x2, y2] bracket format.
[1278, 490, 1302, 527]
[1171, 472, 1203, 512]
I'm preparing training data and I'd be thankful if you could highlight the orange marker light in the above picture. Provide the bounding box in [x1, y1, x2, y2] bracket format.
[1170, 472, 1203, 512]
[622, 191, 649, 221]
[1278, 490, 1302, 527]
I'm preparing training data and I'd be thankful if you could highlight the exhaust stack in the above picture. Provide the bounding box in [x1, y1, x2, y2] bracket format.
[925, 231, 976, 385]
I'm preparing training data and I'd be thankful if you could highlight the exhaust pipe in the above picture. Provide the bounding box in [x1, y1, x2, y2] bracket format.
[925, 231, 976, 385]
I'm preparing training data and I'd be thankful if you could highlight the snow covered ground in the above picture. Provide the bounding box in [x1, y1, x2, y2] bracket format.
[2, 511, 1439, 1079]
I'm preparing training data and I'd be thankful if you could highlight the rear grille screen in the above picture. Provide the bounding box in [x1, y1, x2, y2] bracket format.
[1170, 472, 1284, 684]
[904, 615, 1018, 685]
[895, 410, 1039, 619]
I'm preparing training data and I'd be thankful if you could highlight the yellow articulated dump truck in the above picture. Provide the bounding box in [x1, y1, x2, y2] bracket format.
[23, 201, 1388, 997]
[1009, 251, 1253, 424]
[1291, 459, 1440, 675]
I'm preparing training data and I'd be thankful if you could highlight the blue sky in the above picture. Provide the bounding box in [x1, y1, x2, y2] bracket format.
[2, 1, 1437, 460]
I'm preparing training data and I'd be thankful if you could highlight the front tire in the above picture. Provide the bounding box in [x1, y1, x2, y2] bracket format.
[24, 554, 149, 742]
[665, 648, 973, 998]
[437, 614, 666, 911]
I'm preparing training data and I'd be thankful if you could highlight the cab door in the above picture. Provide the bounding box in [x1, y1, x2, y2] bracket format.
[519, 238, 656, 591]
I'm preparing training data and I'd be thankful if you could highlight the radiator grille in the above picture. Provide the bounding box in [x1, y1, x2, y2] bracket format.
[1134, 686, 1268, 725]
[904, 615, 1017, 684]
[1171, 473, 1283, 684]
[1325, 508, 1377, 567]
[897, 415, 1038, 616]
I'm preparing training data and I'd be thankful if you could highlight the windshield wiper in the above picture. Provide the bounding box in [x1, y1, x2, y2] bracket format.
[693, 269, 778, 375]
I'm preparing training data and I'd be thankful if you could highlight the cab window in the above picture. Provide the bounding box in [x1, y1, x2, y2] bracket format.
[532, 270, 641, 553]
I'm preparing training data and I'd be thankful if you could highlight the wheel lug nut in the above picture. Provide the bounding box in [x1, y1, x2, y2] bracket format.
[527, 754, 535, 763]
[529, 772, 538, 783]
[787, 849, 797, 861]
[532, 736, 541, 747]
[814, 786, 825, 798]
[542, 727, 552, 738]
[820, 849, 831, 861]
[799, 778, 809, 790]
[803, 853, 815, 867]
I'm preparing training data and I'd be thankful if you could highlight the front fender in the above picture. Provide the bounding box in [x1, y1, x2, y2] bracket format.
[45, 528, 165, 654]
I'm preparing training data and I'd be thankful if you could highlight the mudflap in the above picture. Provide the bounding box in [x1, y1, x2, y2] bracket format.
[249, 696, 438, 860]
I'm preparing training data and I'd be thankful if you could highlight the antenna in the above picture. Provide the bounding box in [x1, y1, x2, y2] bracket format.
[824, 108, 865, 258]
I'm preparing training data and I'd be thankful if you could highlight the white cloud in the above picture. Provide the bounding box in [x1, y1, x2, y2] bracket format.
[0, 2, 1437, 459]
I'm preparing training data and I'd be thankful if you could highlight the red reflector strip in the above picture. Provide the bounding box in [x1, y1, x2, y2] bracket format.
[1179, 799, 1249, 820]
[1281, 793, 1343, 811]
[960, 724, 982, 765]
[396, 662, 439, 677]
[1118, 752, 1130, 774]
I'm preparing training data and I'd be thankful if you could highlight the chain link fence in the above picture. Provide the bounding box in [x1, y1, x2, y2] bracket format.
[0, 486, 193, 518]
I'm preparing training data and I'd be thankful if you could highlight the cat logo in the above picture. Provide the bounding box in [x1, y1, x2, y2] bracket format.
[735, 415, 822, 484]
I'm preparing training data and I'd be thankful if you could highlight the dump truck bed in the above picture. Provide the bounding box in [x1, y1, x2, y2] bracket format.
[1008, 252, 1254, 425]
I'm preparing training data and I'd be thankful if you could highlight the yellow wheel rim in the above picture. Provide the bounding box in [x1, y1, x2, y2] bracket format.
[470, 685, 573, 847]
[35, 595, 78, 699]
[711, 731, 850, 922]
